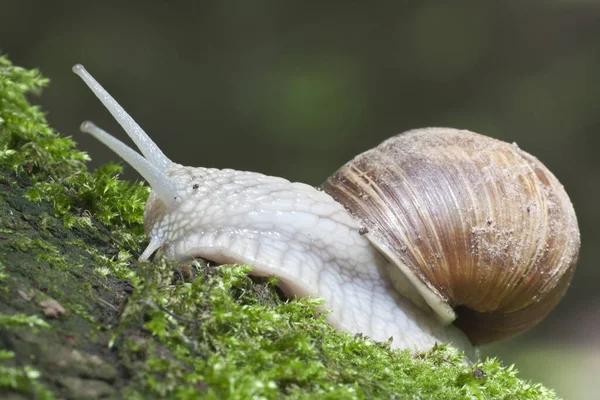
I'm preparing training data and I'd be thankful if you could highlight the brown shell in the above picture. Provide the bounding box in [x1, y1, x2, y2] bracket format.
[321, 128, 580, 345]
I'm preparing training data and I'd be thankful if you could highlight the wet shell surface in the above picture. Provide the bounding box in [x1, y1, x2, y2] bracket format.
[322, 128, 580, 344]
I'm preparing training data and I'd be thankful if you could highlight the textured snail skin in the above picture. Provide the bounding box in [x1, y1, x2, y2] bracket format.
[143, 166, 473, 354]
[72, 64, 473, 356]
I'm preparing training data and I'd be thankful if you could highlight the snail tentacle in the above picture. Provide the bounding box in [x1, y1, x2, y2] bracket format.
[79, 121, 179, 208]
[72, 64, 173, 170]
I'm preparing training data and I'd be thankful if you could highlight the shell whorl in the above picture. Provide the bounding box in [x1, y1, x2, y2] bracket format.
[321, 127, 580, 344]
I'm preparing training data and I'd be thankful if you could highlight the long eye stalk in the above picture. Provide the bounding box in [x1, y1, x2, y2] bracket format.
[73, 64, 181, 207]
[79, 121, 179, 208]
[72, 64, 173, 170]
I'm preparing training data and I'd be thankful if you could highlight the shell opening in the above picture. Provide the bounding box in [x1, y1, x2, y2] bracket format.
[367, 234, 457, 324]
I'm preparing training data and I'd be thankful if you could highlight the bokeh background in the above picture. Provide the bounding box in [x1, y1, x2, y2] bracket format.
[2, 1, 599, 397]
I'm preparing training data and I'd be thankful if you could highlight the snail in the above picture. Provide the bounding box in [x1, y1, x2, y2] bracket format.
[72, 64, 580, 357]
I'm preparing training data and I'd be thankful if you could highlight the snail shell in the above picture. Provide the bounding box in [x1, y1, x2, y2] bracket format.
[322, 128, 580, 344]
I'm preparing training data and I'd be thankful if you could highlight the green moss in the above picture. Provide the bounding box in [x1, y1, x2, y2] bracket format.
[0, 55, 560, 399]
[114, 262, 556, 399]
[25, 162, 149, 251]
[0, 264, 55, 399]
[0, 56, 88, 181]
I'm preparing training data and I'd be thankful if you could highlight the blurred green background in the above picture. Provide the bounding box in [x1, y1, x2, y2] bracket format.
[1, 0, 599, 397]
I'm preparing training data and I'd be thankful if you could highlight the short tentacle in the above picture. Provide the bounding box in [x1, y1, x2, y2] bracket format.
[72, 64, 173, 170]
[80, 121, 179, 208]
[139, 235, 165, 261]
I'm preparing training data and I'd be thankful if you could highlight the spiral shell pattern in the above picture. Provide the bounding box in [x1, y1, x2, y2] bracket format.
[322, 128, 580, 344]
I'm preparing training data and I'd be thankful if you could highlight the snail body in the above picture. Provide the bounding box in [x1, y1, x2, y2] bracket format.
[73, 65, 579, 356]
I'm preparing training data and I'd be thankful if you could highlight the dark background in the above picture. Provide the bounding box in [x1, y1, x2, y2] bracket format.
[2, 1, 598, 397]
